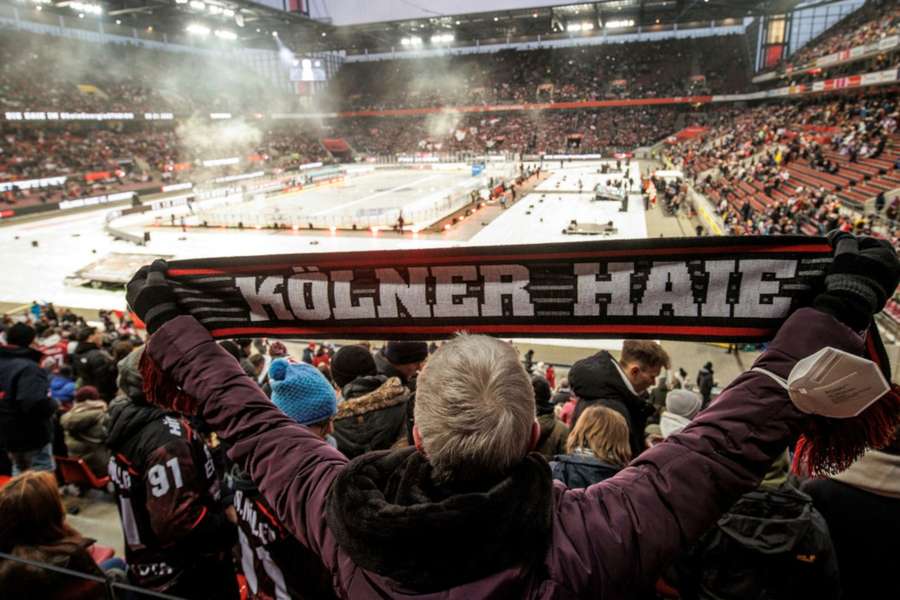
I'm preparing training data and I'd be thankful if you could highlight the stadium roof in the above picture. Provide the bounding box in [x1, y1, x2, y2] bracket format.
[4, 0, 803, 52]
[309, 0, 803, 28]
[319, 0, 804, 53]
[3, 0, 328, 48]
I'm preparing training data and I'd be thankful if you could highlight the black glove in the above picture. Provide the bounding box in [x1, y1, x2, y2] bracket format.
[126, 259, 180, 335]
[813, 231, 900, 330]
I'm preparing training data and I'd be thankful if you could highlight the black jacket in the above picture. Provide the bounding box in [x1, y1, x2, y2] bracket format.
[697, 367, 714, 404]
[106, 398, 238, 599]
[550, 453, 620, 489]
[373, 349, 417, 390]
[803, 475, 900, 600]
[333, 375, 410, 459]
[550, 389, 572, 406]
[0, 345, 54, 452]
[570, 351, 653, 457]
[72, 342, 117, 400]
[675, 483, 840, 600]
[230, 467, 337, 600]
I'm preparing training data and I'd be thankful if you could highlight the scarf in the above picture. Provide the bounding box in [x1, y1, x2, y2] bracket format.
[159, 235, 832, 341]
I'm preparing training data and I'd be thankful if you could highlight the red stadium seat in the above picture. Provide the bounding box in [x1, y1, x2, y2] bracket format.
[56, 456, 111, 491]
[88, 544, 116, 564]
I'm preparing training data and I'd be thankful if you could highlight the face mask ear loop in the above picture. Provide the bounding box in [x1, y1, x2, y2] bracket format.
[752, 367, 790, 391]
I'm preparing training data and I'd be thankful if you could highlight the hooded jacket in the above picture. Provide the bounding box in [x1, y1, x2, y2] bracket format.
[146, 308, 863, 599]
[569, 350, 653, 457]
[0, 344, 55, 452]
[333, 376, 410, 459]
[374, 349, 416, 389]
[105, 350, 237, 599]
[72, 342, 117, 401]
[60, 400, 110, 477]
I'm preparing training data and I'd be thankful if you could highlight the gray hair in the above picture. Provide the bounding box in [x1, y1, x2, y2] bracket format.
[414, 334, 534, 483]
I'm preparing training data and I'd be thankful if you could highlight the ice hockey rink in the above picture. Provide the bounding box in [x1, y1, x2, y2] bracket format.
[194, 163, 512, 231]
[0, 160, 646, 345]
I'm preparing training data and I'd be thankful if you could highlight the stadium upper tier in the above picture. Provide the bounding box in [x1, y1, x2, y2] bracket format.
[324, 35, 751, 111]
[0, 29, 295, 115]
[785, 2, 899, 69]
[0, 30, 752, 117]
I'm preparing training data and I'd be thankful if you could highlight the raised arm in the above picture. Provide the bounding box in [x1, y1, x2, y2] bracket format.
[146, 315, 347, 566]
[552, 308, 865, 595]
[555, 232, 900, 595]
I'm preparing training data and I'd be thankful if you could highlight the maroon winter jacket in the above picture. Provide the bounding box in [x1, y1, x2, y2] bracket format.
[147, 308, 865, 599]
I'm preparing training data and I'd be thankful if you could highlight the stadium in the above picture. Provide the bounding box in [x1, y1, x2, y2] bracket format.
[0, 0, 899, 598]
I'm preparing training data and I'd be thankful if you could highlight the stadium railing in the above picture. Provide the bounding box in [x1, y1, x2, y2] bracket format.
[0, 551, 188, 600]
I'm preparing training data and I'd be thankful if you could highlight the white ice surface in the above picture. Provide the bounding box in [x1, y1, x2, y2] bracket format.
[196, 166, 505, 230]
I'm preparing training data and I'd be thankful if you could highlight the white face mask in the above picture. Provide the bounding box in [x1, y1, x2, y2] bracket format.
[753, 346, 891, 419]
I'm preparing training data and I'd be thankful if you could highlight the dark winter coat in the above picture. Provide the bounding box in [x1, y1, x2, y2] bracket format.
[146, 308, 861, 599]
[333, 376, 409, 459]
[649, 384, 668, 414]
[550, 388, 572, 406]
[374, 349, 415, 389]
[106, 397, 238, 599]
[570, 350, 653, 457]
[72, 342, 117, 400]
[697, 367, 714, 406]
[0, 537, 107, 600]
[230, 467, 338, 600]
[550, 453, 621, 489]
[802, 451, 900, 600]
[60, 400, 110, 477]
[675, 483, 840, 600]
[535, 413, 568, 460]
[0, 345, 54, 452]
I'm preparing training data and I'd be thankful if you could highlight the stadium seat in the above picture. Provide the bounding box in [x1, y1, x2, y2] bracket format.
[56, 456, 111, 492]
[88, 544, 116, 564]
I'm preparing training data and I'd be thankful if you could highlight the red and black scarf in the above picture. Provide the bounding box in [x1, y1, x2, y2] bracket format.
[161, 235, 834, 341]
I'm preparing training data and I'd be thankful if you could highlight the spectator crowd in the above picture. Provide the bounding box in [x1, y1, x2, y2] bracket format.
[327, 35, 750, 111]
[787, 0, 900, 67]
[663, 93, 899, 243]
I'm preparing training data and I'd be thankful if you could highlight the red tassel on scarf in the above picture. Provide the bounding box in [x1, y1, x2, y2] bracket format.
[792, 322, 900, 477]
[139, 350, 199, 415]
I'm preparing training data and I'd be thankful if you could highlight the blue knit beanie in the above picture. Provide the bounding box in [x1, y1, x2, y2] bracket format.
[269, 359, 337, 426]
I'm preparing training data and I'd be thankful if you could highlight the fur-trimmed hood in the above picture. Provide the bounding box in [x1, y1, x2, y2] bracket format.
[332, 376, 410, 459]
[325, 447, 553, 592]
[336, 376, 407, 419]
